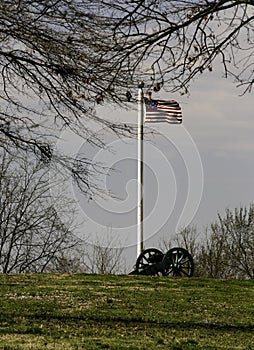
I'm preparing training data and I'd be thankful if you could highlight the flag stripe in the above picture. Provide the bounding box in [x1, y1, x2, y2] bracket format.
[144, 97, 183, 124]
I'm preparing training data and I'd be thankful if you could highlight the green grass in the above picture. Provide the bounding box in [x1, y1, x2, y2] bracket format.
[0, 274, 254, 349]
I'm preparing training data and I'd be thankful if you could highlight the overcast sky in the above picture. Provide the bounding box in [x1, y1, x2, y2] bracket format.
[55, 65, 253, 269]
[183, 70, 254, 226]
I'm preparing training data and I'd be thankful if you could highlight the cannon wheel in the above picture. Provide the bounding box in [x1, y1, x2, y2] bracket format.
[162, 247, 194, 277]
[135, 248, 164, 276]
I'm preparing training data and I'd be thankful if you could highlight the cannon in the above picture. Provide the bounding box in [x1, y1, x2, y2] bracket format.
[130, 247, 194, 277]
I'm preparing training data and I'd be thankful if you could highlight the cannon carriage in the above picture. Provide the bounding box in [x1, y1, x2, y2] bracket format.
[130, 247, 194, 277]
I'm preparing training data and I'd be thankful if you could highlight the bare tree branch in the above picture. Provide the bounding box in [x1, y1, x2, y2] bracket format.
[1, 1, 253, 196]
[0, 149, 80, 273]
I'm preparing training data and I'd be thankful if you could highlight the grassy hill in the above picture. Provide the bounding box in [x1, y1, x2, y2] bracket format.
[0, 274, 254, 349]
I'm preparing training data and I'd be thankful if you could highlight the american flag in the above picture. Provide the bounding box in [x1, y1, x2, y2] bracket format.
[144, 97, 182, 124]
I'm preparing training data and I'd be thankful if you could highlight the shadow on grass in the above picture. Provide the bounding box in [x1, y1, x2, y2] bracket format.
[1, 312, 254, 334]
[88, 315, 254, 332]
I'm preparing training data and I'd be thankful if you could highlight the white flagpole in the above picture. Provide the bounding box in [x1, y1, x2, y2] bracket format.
[137, 82, 144, 257]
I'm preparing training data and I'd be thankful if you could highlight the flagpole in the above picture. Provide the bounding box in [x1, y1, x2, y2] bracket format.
[137, 82, 144, 257]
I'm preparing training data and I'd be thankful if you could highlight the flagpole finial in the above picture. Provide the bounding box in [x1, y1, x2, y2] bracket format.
[147, 91, 152, 101]
[138, 81, 144, 89]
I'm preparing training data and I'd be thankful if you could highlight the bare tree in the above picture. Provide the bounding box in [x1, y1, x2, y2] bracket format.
[102, 0, 254, 95]
[0, 1, 135, 197]
[160, 225, 200, 257]
[49, 251, 85, 274]
[195, 225, 233, 278]
[0, 149, 80, 273]
[82, 233, 125, 275]
[1, 1, 252, 196]
[218, 206, 254, 278]
[160, 212, 254, 279]
[196, 206, 254, 279]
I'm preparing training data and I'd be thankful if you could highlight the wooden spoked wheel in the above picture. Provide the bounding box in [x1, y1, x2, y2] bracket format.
[135, 248, 164, 276]
[162, 247, 194, 277]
